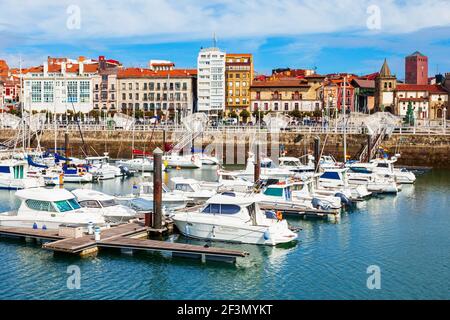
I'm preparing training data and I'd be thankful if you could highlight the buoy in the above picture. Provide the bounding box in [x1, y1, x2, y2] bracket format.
[185, 224, 190, 235]
[42, 225, 47, 230]
[32, 222, 38, 230]
[263, 230, 271, 241]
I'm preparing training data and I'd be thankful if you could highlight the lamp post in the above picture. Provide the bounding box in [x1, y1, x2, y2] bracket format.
[444, 107, 447, 131]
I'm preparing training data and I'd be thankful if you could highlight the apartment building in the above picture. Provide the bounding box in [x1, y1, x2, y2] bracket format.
[225, 53, 253, 114]
[92, 56, 122, 112]
[22, 57, 98, 113]
[197, 47, 226, 117]
[117, 68, 197, 120]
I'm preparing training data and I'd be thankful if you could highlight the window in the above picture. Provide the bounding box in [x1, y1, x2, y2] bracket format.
[80, 81, 90, 102]
[202, 204, 241, 214]
[264, 188, 283, 197]
[54, 200, 74, 212]
[175, 184, 194, 192]
[79, 200, 101, 208]
[25, 200, 56, 212]
[284, 103, 289, 111]
[67, 81, 78, 103]
[31, 81, 42, 103]
[100, 200, 117, 207]
[43, 81, 54, 103]
[149, 82, 154, 90]
[122, 83, 126, 90]
[320, 171, 340, 180]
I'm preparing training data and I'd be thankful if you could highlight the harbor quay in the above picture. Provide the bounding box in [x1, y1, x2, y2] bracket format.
[1, 127, 448, 168]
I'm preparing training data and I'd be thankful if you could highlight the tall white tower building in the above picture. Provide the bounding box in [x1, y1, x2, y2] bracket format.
[197, 47, 226, 118]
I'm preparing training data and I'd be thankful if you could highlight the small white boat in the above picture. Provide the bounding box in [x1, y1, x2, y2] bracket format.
[72, 189, 137, 223]
[346, 163, 400, 193]
[290, 179, 343, 209]
[62, 165, 93, 183]
[199, 154, 220, 165]
[28, 167, 64, 186]
[370, 158, 416, 184]
[0, 159, 44, 190]
[115, 181, 191, 210]
[171, 177, 216, 203]
[234, 153, 294, 182]
[318, 168, 372, 200]
[172, 194, 298, 245]
[163, 154, 202, 169]
[279, 156, 315, 174]
[116, 157, 164, 172]
[206, 170, 255, 193]
[85, 155, 121, 180]
[0, 188, 105, 230]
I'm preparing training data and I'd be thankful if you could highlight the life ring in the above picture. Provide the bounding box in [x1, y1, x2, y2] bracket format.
[276, 211, 283, 221]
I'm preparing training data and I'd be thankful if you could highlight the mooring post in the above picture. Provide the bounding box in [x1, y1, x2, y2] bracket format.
[162, 129, 166, 154]
[367, 134, 372, 162]
[153, 147, 163, 230]
[64, 132, 70, 158]
[314, 137, 320, 173]
[254, 143, 261, 184]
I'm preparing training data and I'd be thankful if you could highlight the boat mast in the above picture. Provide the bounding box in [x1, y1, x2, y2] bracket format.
[343, 75, 347, 163]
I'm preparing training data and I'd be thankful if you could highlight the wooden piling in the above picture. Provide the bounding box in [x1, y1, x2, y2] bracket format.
[314, 137, 320, 172]
[64, 132, 70, 158]
[367, 134, 372, 162]
[153, 147, 163, 230]
[254, 143, 260, 183]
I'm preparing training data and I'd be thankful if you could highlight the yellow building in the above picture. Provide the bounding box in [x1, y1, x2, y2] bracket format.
[225, 54, 253, 115]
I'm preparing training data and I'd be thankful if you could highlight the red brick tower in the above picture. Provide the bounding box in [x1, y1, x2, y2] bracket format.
[405, 51, 428, 85]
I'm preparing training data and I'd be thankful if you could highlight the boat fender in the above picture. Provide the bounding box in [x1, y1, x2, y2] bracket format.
[263, 230, 271, 241]
[276, 211, 283, 221]
[312, 198, 331, 210]
[32, 222, 38, 230]
[42, 225, 47, 230]
[185, 224, 190, 236]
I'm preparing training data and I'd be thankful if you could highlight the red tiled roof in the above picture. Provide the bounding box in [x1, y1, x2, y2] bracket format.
[117, 68, 197, 78]
[398, 98, 428, 102]
[397, 84, 447, 93]
[251, 79, 310, 88]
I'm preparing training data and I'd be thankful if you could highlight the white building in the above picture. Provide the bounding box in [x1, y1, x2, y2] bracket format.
[22, 57, 98, 114]
[197, 47, 226, 117]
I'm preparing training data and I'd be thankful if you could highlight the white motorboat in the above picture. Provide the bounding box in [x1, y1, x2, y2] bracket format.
[320, 155, 343, 169]
[234, 153, 294, 182]
[28, 167, 64, 186]
[346, 163, 400, 193]
[0, 159, 44, 190]
[172, 194, 298, 246]
[72, 189, 137, 223]
[171, 177, 216, 203]
[85, 155, 121, 180]
[62, 164, 93, 183]
[318, 168, 372, 200]
[115, 181, 191, 210]
[199, 154, 220, 166]
[116, 157, 164, 172]
[290, 179, 343, 209]
[0, 188, 105, 230]
[163, 154, 202, 169]
[370, 158, 416, 184]
[202, 170, 254, 193]
[279, 156, 315, 174]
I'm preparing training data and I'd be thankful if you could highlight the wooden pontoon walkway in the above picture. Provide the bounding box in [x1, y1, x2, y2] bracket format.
[0, 222, 247, 263]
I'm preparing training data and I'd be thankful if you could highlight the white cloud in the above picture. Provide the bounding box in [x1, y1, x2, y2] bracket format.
[0, 0, 449, 45]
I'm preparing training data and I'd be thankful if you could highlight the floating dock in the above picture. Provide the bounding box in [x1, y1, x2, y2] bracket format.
[0, 221, 248, 263]
[259, 202, 341, 220]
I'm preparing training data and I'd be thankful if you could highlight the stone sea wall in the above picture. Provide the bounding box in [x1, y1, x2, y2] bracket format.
[1, 129, 449, 168]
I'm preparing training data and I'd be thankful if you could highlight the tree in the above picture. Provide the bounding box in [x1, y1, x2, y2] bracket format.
[288, 109, 302, 119]
[240, 109, 250, 123]
[404, 102, 414, 125]
[229, 110, 238, 118]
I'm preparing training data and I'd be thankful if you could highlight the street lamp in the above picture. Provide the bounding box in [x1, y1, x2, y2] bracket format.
[444, 107, 447, 131]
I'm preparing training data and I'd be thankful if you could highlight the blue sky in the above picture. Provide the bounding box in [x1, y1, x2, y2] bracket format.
[1, 0, 449, 78]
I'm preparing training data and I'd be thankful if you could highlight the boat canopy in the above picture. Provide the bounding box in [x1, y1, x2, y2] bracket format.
[72, 189, 115, 202]
[205, 194, 260, 207]
[27, 156, 48, 169]
[15, 188, 75, 202]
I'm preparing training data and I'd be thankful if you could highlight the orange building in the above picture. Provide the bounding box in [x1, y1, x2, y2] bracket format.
[225, 54, 253, 115]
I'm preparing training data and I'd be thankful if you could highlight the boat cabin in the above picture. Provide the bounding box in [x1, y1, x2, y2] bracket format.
[15, 188, 82, 213]
[262, 183, 293, 201]
[0, 160, 28, 180]
[72, 189, 118, 209]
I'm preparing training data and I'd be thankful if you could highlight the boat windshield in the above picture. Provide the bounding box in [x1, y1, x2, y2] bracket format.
[202, 204, 241, 215]
[100, 199, 117, 207]
[53, 198, 81, 212]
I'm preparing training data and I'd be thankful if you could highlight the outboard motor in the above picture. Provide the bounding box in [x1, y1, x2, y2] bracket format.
[119, 165, 133, 177]
[335, 192, 353, 207]
[312, 198, 331, 210]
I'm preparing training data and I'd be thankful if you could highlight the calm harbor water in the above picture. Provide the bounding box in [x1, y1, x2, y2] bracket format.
[0, 167, 449, 300]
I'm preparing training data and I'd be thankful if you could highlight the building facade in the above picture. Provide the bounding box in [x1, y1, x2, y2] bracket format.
[197, 47, 226, 117]
[225, 53, 253, 115]
[405, 51, 428, 85]
[375, 59, 397, 112]
[92, 56, 121, 113]
[22, 57, 98, 114]
[117, 68, 197, 121]
[395, 84, 448, 120]
[250, 77, 323, 115]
